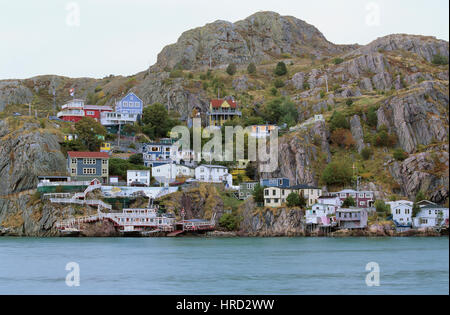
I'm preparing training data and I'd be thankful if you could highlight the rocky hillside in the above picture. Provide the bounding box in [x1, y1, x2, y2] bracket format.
[0, 11, 448, 212]
[152, 11, 356, 71]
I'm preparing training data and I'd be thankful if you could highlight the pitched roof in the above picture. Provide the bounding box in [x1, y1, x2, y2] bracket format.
[210, 99, 237, 108]
[290, 184, 320, 190]
[68, 151, 109, 158]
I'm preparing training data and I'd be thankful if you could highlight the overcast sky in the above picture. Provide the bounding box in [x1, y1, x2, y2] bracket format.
[0, 0, 448, 80]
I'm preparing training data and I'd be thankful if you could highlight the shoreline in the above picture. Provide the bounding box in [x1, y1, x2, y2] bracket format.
[1, 228, 448, 238]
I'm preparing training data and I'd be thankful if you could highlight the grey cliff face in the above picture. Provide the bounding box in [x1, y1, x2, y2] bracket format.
[0, 119, 68, 196]
[377, 81, 449, 154]
[346, 34, 449, 63]
[152, 11, 354, 71]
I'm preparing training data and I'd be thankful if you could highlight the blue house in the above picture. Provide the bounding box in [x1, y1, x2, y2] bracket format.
[260, 178, 290, 188]
[116, 92, 143, 115]
[142, 138, 176, 168]
[67, 151, 109, 184]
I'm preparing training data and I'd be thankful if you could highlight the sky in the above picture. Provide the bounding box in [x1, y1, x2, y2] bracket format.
[0, 0, 448, 80]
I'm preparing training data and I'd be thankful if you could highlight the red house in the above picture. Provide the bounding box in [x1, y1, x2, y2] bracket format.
[57, 99, 112, 122]
[328, 189, 375, 208]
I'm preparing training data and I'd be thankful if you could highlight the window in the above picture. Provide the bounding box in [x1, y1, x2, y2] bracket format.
[71, 158, 77, 164]
[102, 159, 108, 165]
[83, 168, 96, 175]
[71, 168, 76, 174]
[83, 158, 96, 165]
[102, 169, 107, 175]
[86, 111, 95, 116]
[272, 190, 276, 196]
[264, 190, 269, 196]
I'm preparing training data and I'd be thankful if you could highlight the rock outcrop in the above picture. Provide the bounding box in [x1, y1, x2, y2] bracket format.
[239, 199, 305, 236]
[389, 147, 449, 203]
[262, 120, 330, 186]
[0, 118, 69, 236]
[152, 11, 355, 71]
[346, 34, 449, 63]
[0, 118, 67, 196]
[376, 81, 449, 154]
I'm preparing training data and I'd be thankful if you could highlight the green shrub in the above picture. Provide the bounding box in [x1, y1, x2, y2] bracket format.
[252, 184, 265, 203]
[219, 213, 240, 231]
[346, 99, 353, 106]
[361, 147, 373, 160]
[342, 196, 356, 207]
[274, 62, 288, 76]
[320, 91, 326, 99]
[393, 148, 408, 161]
[247, 63, 256, 74]
[333, 58, 344, 65]
[329, 111, 350, 131]
[431, 54, 449, 65]
[367, 106, 378, 127]
[274, 79, 285, 88]
[226, 63, 237, 76]
[320, 160, 353, 186]
[374, 200, 390, 216]
[169, 69, 183, 78]
[270, 87, 278, 96]
[286, 192, 306, 208]
[303, 82, 310, 90]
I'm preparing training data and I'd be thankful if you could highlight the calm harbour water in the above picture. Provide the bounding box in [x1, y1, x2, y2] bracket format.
[0, 237, 448, 295]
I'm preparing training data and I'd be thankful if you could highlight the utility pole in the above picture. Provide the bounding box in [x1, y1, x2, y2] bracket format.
[118, 121, 121, 147]
[52, 87, 56, 116]
[167, 91, 170, 115]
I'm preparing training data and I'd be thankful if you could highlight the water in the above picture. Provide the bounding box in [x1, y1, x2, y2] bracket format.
[0, 237, 448, 295]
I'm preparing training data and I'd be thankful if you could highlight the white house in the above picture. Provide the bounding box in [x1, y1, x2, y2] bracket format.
[318, 196, 342, 210]
[388, 201, 413, 227]
[305, 203, 335, 225]
[152, 163, 194, 184]
[195, 165, 233, 187]
[413, 204, 449, 229]
[127, 170, 151, 187]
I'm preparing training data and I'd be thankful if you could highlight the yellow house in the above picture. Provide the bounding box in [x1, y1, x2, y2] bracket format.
[208, 99, 242, 127]
[100, 142, 111, 153]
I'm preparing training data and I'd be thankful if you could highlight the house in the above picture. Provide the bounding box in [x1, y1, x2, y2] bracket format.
[336, 208, 368, 229]
[195, 165, 233, 187]
[142, 138, 175, 167]
[115, 92, 143, 116]
[239, 182, 258, 200]
[57, 99, 113, 122]
[263, 185, 322, 208]
[305, 203, 336, 225]
[328, 189, 375, 208]
[387, 200, 413, 228]
[100, 112, 138, 133]
[290, 184, 322, 207]
[152, 164, 194, 184]
[109, 176, 119, 185]
[207, 99, 242, 127]
[413, 203, 449, 229]
[260, 178, 290, 189]
[67, 151, 109, 183]
[127, 170, 151, 187]
[318, 196, 342, 211]
[249, 125, 278, 139]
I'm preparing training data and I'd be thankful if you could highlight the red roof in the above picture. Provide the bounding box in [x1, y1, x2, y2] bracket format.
[210, 99, 237, 109]
[68, 151, 109, 158]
